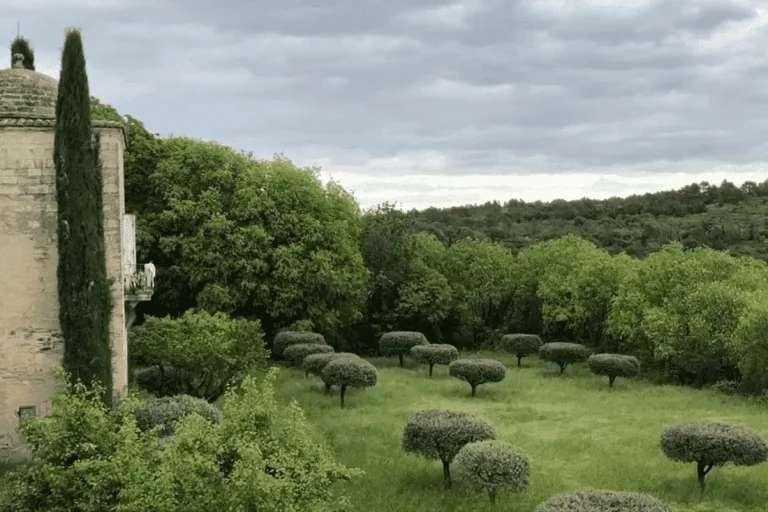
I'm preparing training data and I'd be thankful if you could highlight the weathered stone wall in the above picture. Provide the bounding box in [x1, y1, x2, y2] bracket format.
[0, 125, 126, 454]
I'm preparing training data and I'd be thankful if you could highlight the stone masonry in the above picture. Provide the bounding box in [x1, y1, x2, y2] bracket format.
[0, 54, 131, 456]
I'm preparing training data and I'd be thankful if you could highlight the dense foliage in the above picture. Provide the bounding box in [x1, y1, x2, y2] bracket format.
[587, 354, 641, 387]
[54, 29, 113, 402]
[272, 331, 326, 358]
[402, 409, 495, 489]
[454, 440, 529, 504]
[0, 370, 360, 511]
[539, 343, 591, 374]
[10, 36, 35, 69]
[448, 359, 506, 396]
[410, 344, 459, 377]
[130, 310, 267, 401]
[283, 343, 334, 367]
[534, 490, 671, 512]
[660, 421, 767, 492]
[133, 394, 221, 436]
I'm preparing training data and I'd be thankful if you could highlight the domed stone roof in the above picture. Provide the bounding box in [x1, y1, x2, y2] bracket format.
[0, 53, 57, 120]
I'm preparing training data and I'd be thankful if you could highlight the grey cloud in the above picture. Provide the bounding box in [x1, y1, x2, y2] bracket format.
[3, 0, 766, 183]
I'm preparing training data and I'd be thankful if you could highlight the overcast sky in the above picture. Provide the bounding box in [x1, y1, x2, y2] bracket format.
[3, 0, 767, 210]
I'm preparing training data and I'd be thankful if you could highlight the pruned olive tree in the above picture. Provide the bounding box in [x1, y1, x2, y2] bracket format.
[454, 440, 530, 504]
[321, 356, 378, 407]
[379, 331, 428, 367]
[411, 344, 459, 377]
[448, 359, 506, 396]
[539, 342, 590, 374]
[500, 334, 542, 367]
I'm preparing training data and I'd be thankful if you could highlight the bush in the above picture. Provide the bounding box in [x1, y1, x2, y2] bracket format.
[133, 394, 221, 437]
[379, 331, 428, 367]
[0, 369, 362, 511]
[534, 490, 671, 512]
[321, 356, 378, 407]
[303, 352, 360, 392]
[402, 409, 495, 489]
[454, 440, 529, 504]
[130, 310, 268, 401]
[448, 359, 506, 396]
[410, 344, 459, 377]
[539, 342, 590, 374]
[660, 421, 768, 492]
[272, 331, 326, 358]
[283, 343, 334, 367]
[587, 353, 640, 387]
[500, 334, 543, 367]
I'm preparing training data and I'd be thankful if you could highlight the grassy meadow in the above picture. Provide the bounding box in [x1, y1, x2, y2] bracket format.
[272, 352, 768, 512]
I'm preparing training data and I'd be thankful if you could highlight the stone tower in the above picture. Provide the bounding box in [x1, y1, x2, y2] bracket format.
[0, 53, 150, 457]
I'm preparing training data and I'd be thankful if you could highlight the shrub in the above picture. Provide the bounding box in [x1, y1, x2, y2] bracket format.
[587, 353, 640, 387]
[272, 331, 326, 358]
[130, 310, 268, 401]
[303, 352, 360, 392]
[321, 357, 378, 407]
[411, 344, 459, 377]
[660, 421, 768, 492]
[500, 334, 543, 367]
[454, 440, 529, 504]
[448, 359, 506, 396]
[534, 490, 671, 512]
[379, 331, 428, 367]
[402, 409, 495, 489]
[0, 369, 362, 511]
[133, 394, 221, 436]
[539, 342, 590, 374]
[284, 343, 334, 367]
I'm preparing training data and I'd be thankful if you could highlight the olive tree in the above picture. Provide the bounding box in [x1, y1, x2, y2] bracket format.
[134, 394, 221, 437]
[379, 331, 428, 367]
[500, 334, 543, 367]
[539, 342, 590, 374]
[321, 356, 378, 407]
[411, 344, 459, 377]
[454, 440, 529, 504]
[587, 353, 640, 388]
[448, 359, 506, 396]
[272, 331, 326, 358]
[283, 343, 334, 367]
[660, 421, 767, 492]
[402, 409, 495, 489]
[303, 352, 358, 392]
[535, 490, 671, 512]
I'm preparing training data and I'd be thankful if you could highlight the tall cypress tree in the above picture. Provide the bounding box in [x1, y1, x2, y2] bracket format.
[10, 36, 35, 70]
[54, 28, 113, 404]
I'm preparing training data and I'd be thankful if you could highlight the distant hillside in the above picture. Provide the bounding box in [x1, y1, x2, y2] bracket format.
[408, 179, 768, 260]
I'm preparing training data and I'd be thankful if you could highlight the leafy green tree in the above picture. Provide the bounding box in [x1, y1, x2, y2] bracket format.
[10, 36, 34, 69]
[54, 28, 113, 402]
[442, 238, 516, 347]
[138, 139, 368, 339]
[730, 292, 768, 393]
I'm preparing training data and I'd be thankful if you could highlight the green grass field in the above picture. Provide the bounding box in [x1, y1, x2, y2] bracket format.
[272, 353, 768, 512]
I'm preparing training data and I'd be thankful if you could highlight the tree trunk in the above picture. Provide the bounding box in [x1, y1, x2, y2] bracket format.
[517, 356, 522, 367]
[398, 353, 404, 368]
[697, 462, 712, 494]
[429, 364, 434, 377]
[559, 363, 566, 374]
[340, 384, 347, 408]
[609, 375, 616, 388]
[471, 384, 477, 397]
[488, 489, 496, 504]
[325, 382, 331, 393]
[442, 460, 452, 490]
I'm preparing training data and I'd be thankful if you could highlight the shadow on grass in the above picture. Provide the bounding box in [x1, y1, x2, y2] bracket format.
[655, 471, 768, 510]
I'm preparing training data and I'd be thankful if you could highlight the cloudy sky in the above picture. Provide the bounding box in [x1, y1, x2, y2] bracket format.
[3, 0, 767, 210]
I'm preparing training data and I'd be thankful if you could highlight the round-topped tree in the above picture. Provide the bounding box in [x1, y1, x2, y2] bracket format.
[379, 331, 428, 367]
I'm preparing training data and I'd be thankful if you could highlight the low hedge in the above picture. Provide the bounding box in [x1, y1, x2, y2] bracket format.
[539, 342, 590, 374]
[411, 344, 459, 377]
[500, 334, 543, 367]
[535, 490, 671, 511]
[448, 359, 506, 396]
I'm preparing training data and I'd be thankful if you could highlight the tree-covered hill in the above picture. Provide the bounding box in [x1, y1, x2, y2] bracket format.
[409, 180, 768, 260]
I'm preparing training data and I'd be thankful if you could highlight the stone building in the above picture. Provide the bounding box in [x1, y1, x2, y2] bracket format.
[0, 53, 151, 457]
